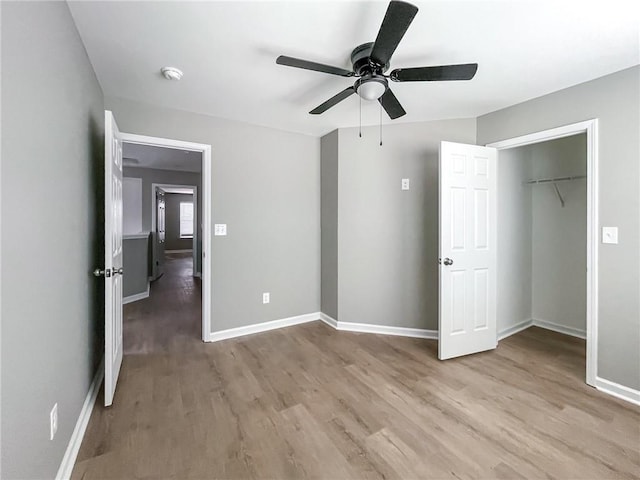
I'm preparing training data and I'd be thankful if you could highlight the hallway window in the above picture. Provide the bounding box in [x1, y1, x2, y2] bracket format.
[180, 202, 194, 238]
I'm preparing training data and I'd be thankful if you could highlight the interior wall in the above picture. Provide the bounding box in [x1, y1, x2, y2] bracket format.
[335, 118, 476, 330]
[123, 166, 202, 273]
[108, 97, 321, 332]
[478, 66, 640, 390]
[123, 177, 143, 234]
[165, 193, 195, 251]
[1, 2, 105, 478]
[320, 130, 339, 319]
[530, 134, 587, 334]
[496, 146, 532, 333]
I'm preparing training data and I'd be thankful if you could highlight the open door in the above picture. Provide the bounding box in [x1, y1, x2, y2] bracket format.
[103, 110, 124, 405]
[439, 141, 497, 360]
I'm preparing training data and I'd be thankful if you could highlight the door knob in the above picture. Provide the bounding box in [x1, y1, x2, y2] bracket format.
[443, 258, 454, 266]
[113, 267, 124, 275]
[93, 268, 111, 277]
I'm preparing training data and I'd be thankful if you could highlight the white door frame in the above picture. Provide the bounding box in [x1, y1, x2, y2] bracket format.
[120, 132, 212, 343]
[486, 119, 599, 387]
[150, 183, 198, 274]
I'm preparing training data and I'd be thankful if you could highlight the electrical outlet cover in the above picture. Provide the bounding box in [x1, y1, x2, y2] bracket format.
[263, 292, 270, 304]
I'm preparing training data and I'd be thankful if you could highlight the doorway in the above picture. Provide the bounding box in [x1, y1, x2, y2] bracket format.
[149, 183, 199, 280]
[120, 133, 213, 343]
[487, 119, 599, 386]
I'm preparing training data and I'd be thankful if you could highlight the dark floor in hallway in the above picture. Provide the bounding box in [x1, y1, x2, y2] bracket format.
[123, 252, 201, 355]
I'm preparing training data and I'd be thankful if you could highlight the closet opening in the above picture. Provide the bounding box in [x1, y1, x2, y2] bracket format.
[487, 120, 598, 387]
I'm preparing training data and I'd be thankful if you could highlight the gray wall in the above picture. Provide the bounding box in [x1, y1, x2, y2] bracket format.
[530, 135, 587, 332]
[320, 131, 339, 319]
[108, 97, 321, 332]
[333, 119, 476, 330]
[165, 193, 195, 251]
[123, 237, 150, 298]
[123, 167, 202, 273]
[1, 2, 104, 478]
[478, 66, 640, 390]
[496, 146, 532, 333]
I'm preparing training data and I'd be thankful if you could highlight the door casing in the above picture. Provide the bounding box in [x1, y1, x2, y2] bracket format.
[119, 132, 213, 342]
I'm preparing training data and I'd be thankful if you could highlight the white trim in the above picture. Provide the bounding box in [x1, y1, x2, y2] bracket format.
[120, 133, 212, 343]
[532, 318, 586, 339]
[165, 249, 193, 253]
[338, 322, 437, 339]
[208, 312, 321, 342]
[320, 313, 437, 339]
[594, 377, 640, 406]
[55, 359, 104, 480]
[319, 312, 338, 328]
[123, 283, 150, 305]
[487, 118, 599, 387]
[498, 319, 533, 340]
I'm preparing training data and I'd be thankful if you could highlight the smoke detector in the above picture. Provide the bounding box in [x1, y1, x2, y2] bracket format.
[161, 67, 183, 81]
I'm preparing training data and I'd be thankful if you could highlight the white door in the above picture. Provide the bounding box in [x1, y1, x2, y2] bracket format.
[439, 141, 497, 360]
[104, 110, 124, 405]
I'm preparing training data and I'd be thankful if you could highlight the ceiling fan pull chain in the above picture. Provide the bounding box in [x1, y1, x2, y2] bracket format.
[359, 94, 362, 138]
[379, 102, 383, 146]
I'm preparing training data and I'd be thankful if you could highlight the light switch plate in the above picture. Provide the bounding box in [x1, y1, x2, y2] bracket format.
[263, 292, 270, 304]
[602, 226, 618, 244]
[214, 224, 227, 236]
[401, 178, 410, 190]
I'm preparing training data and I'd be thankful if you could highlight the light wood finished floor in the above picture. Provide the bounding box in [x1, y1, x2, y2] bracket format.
[73, 253, 640, 479]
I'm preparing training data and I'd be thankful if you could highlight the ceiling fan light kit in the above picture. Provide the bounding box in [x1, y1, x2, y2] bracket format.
[276, 0, 479, 122]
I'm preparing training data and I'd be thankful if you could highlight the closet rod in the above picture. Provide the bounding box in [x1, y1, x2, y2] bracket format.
[523, 174, 586, 185]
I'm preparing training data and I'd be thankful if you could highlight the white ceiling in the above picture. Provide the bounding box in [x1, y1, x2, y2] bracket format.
[122, 143, 202, 172]
[68, 1, 640, 137]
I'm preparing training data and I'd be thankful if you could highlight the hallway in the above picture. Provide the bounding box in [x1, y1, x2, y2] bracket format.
[123, 252, 202, 355]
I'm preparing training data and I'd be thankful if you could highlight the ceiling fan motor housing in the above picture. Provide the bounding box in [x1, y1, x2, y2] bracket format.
[351, 42, 389, 75]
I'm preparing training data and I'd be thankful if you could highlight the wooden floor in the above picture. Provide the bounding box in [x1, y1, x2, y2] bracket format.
[73, 254, 640, 479]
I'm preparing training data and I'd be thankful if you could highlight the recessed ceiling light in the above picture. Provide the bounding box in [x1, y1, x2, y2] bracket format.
[161, 67, 183, 81]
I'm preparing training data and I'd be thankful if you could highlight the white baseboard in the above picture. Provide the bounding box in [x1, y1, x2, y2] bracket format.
[207, 312, 321, 342]
[498, 318, 586, 341]
[594, 376, 640, 406]
[55, 358, 104, 480]
[498, 319, 533, 340]
[319, 312, 338, 328]
[165, 249, 192, 253]
[532, 318, 586, 339]
[123, 283, 150, 305]
[320, 313, 437, 339]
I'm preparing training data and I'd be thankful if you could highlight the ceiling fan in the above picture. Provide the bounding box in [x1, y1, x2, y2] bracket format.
[276, 0, 478, 120]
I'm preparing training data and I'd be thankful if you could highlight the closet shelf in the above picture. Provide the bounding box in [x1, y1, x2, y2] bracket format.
[523, 175, 586, 208]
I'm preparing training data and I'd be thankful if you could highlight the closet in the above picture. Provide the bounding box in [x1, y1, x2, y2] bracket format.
[497, 133, 587, 339]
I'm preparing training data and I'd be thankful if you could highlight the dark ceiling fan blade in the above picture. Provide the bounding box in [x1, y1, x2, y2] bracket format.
[369, 1, 419, 66]
[390, 63, 478, 82]
[276, 55, 354, 77]
[310, 87, 356, 114]
[378, 88, 406, 119]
